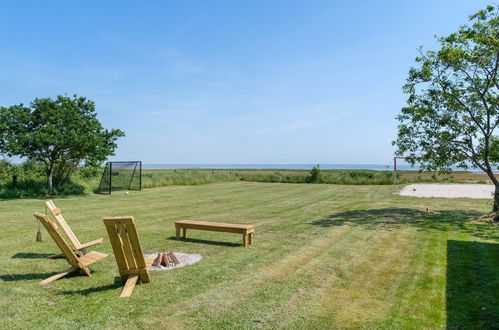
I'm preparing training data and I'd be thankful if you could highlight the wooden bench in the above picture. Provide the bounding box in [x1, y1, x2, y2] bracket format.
[175, 220, 254, 247]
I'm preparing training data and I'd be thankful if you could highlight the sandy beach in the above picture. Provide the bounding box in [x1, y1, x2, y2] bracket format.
[399, 183, 494, 199]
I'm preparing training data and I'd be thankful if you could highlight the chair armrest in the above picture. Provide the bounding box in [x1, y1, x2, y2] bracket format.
[78, 238, 103, 250]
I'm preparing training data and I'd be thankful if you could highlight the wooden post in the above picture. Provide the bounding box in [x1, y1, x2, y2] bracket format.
[243, 230, 248, 247]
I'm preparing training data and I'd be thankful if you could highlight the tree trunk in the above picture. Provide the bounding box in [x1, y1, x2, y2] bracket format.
[483, 168, 499, 216]
[47, 166, 54, 193]
[494, 184, 499, 213]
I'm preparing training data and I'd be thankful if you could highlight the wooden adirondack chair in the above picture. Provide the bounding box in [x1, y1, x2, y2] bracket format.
[45, 200, 103, 256]
[33, 212, 108, 285]
[103, 216, 155, 297]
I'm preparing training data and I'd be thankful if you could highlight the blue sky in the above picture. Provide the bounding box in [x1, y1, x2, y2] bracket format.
[0, 1, 491, 164]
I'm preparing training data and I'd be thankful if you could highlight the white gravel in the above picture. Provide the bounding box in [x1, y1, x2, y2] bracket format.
[399, 184, 495, 199]
[145, 252, 202, 271]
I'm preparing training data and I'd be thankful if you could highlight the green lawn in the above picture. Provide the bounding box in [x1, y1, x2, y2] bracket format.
[0, 182, 497, 329]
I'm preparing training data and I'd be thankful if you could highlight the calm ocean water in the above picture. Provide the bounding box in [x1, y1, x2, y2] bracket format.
[143, 164, 412, 170]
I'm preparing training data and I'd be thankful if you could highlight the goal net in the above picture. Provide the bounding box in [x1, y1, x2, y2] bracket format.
[97, 161, 142, 194]
[393, 157, 423, 172]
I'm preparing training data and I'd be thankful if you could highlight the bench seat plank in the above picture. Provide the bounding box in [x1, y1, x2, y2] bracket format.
[176, 220, 254, 230]
[175, 220, 254, 247]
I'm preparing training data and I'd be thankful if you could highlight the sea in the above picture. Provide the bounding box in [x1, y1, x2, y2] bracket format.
[143, 164, 414, 171]
[141, 164, 487, 172]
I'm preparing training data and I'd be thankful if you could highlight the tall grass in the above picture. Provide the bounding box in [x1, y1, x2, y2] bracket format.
[141, 169, 238, 188]
[74, 169, 239, 193]
[239, 169, 396, 185]
[0, 164, 490, 199]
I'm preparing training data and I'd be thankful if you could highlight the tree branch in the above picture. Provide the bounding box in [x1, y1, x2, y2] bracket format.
[435, 76, 488, 136]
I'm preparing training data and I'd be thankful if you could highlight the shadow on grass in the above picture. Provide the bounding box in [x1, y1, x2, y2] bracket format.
[62, 277, 123, 296]
[167, 236, 242, 247]
[309, 208, 498, 240]
[0, 267, 98, 282]
[11, 252, 66, 260]
[447, 240, 499, 329]
[11, 252, 60, 259]
[0, 272, 62, 281]
[0, 268, 103, 283]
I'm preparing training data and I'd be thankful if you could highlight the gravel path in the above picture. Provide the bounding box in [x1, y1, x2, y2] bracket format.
[399, 183, 494, 199]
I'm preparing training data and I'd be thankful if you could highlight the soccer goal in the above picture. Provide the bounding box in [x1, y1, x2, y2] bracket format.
[393, 157, 422, 172]
[97, 161, 142, 194]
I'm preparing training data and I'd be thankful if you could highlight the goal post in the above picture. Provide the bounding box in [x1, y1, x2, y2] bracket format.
[393, 156, 405, 172]
[393, 157, 422, 172]
[97, 161, 142, 194]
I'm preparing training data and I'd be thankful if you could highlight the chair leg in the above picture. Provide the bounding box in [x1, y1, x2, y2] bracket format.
[46, 253, 64, 259]
[40, 266, 78, 285]
[139, 269, 151, 283]
[81, 267, 92, 277]
[120, 274, 139, 298]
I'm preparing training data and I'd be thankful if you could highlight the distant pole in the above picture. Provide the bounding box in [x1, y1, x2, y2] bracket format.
[393, 156, 397, 184]
[393, 157, 406, 185]
[109, 162, 112, 194]
[139, 161, 142, 191]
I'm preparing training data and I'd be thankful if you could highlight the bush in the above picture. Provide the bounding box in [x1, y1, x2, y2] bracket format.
[77, 164, 103, 179]
[0, 159, 86, 199]
[306, 165, 322, 183]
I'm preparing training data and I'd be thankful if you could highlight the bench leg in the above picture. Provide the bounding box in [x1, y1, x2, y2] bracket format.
[182, 228, 187, 239]
[249, 232, 253, 245]
[176, 226, 180, 239]
[243, 234, 248, 247]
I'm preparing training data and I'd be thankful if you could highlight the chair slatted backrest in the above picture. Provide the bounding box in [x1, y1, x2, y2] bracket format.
[45, 200, 82, 250]
[33, 212, 80, 267]
[103, 216, 150, 283]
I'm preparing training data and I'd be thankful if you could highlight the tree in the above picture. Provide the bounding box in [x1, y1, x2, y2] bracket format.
[0, 95, 124, 192]
[307, 164, 322, 183]
[394, 5, 499, 215]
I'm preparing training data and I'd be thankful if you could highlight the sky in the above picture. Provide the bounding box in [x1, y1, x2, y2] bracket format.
[0, 0, 492, 165]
